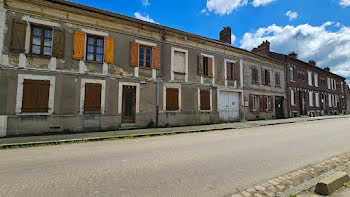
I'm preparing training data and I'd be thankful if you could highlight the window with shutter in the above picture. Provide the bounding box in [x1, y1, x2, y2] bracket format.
[73, 31, 85, 60]
[104, 36, 114, 64]
[200, 90, 211, 111]
[139, 45, 152, 68]
[10, 20, 27, 53]
[30, 25, 53, 56]
[86, 35, 104, 62]
[130, 42, 139, 67]
[266, 70, 271, 85]
[22, 79, 50, 113]
[234, 62, 240, 84]
[166, 88, 179, 111]
[252, 67, 259, 84]
[52, 28, 65, 58]
[275, 72, 281, 86]
[227, 62, 233, 80]
[153, 47, 161, 70]
[84, 83, 102, 113]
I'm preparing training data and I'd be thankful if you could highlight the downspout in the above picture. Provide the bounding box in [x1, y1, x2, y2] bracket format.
[285, 58, 291, 118]
[156, 30, 167, 127]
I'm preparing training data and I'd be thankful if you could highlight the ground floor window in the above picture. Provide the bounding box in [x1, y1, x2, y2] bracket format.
[84, 83, 102, 113]
[291, 89, 295, 106]
[315, 92, 320, 107]
[250, 95, 258, 112]
[309, 91, 313, 107]
[166, 88, 179, 111]
[200, 89, 211, 111]
[22, 79, 50, 113]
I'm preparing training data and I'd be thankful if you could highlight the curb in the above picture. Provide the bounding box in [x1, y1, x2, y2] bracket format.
[0, 115, 349, 149]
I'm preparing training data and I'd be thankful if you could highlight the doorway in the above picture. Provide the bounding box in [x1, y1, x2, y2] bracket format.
[275, 96, 284, 119]
[122, 86, 136, 123]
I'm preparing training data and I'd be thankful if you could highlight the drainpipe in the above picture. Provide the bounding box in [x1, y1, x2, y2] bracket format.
[156, 30, 167, 127]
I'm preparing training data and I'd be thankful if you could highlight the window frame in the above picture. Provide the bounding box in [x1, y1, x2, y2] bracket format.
[275, 72, 281, 87]
[198, 89, 212, 112]
[315, 92, 320, 107]
[163, 84, 181, 112]
[307, 71, 313, 86]
[139, 44, 153, 68]
[252, 67, 259, 84]
[289, 66, 294, 81]
[86, 34, 105, 63]
[171, 47, 189, 82]
[253, 95, 258, 112]
[314, 73, 319, 87]
[291, 89, 296, 106]
[309, 91, 314, 107]
[30, 24, 53, 56]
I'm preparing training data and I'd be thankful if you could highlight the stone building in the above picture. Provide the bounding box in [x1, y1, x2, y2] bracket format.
[0, 0, 286, 137]
[252, 41, 347, 117]
[347, 85, 350, 115]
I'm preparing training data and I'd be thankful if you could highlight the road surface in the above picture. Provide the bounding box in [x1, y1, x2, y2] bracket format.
[1, 118, 350, 197]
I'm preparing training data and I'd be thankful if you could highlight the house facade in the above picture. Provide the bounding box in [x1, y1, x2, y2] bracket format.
[252, 41, 347, 117]
[347, 85, 350, 115]
[0, 0, 287, 137]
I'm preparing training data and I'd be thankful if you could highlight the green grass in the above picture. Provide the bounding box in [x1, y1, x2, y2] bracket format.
[343, 181, 350, 187]
[290, 194, 297, 197]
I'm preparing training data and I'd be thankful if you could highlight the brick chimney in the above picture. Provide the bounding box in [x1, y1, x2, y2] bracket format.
[288, 51, 298, 58]
[324, 67, 330, 72]
[220, 27, 231, 44]
[309, 60, 316, 66]
[252, 40, 270, 55]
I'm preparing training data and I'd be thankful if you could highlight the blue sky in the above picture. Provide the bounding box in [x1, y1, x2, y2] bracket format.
[70, 0, 350, 83]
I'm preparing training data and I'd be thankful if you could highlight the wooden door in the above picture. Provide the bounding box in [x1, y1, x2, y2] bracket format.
[122, 86, 136, 123]
[275, 96, 284, 119]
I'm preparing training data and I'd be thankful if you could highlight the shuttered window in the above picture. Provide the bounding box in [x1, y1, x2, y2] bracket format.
[202, 56, 213, 78]
[22, 79, 50, 113]
[104, 37, 114, 64]
[139, 45, 152, 68]
[86, 35, 104, 62]
[249, 95, 258, 112]
[30, 25, 53, 56]
[262, 69, 270, 85]
[52, 28, 65, 58]
[84, 83, 102, 113]
[227, 62, 233, 80]
[166, 88, 179, 111]
[10, 20, 27, 53]
[275, 72, 281, 86]
[252, 67, 259, 84]
[200, 90, 211, 111]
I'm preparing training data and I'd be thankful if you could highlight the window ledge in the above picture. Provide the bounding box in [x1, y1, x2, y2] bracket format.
[164, 110, 181, 113]
[200, 110, 212, 113]
[17, 113, 51, 116]
[84, 61, 104, 65]
[27, 54, 51, 59]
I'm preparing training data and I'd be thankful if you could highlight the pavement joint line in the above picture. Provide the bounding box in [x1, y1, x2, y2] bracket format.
[0, 115, 349, 149]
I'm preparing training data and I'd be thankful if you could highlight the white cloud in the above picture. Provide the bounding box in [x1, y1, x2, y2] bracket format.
[134, 12, 157, 23]
[240, 22, 350, 83]
[251, 0, 277, 7]
[142, 0, 150, 7]
[231, 34, 236, 45]
[285, 11, 298, 21]
[340, 0, 350, 7]
[206, 0, 248, 15]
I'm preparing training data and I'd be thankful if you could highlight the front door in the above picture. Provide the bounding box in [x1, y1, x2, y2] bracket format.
[275, 96, 284, 119]
[122, 86, 136, 123]
[219, 91, 240, 121]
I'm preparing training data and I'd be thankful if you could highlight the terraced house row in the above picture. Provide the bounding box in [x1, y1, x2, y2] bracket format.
[0, 0, 345, 137]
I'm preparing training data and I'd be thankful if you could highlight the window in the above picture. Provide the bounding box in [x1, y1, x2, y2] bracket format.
[22, 79, 50, 113]
[290, 66, 294, 81]
[86, 35, 104, 62]
[335, 95, 338, 107]
[250, 95, 258, 112]
[262, 69, 270, 85]
[202, 56, 211, 76]
[173, 51, 186, 73]
[315, 92, 320, 107]
[227, 62, 234, 80]
[308, 71, 312, 86]
[314, 73, 318, 87]
[275, 72, 281, 86]
[139, 45, 152, 68]
[327, 78, 331, 89]
[266, 96, 273, 112]
[333, 79, 337, 90]
[328, 94, 332, 107]
[309, 91, 313, 106]
[84, 83, 102, 112]
[252, 67, 259, 84]
[291, 89, 295, 106]
[166, 88, 179, 111]
[341, 82, 344, 92]
[31, 25, 52, 56]
[200, 90, 211, 111]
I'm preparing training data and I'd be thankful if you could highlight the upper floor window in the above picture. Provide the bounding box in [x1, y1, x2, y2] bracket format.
[341, 82, 344, 92]
[86, 35, 104, 62]
[308, 71, 312, 86]
[314, 73, 318, 87]
[289, 66, 294, 81]
[31, 25, 52, 56]
[202, 56, 210, 77]
[291, 89, 295, 106]
[309, 91, 314, 106]
[252, 67, 259, 84]
[262, 69, 271, 85]
[275, 72, 281, 86]
[327, 78, 331, 89]
[139, 45, 152, 68]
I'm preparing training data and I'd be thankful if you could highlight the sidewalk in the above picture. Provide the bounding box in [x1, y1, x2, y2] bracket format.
[0, 115, 349, 148]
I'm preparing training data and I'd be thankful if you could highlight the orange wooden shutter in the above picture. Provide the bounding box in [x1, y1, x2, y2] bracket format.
[153, 47, 161, 69]
[208, 58, 213, 78]
[73, 31, 85, 60]
[104, 37, 114, 64]
[130, 42, 139, 67]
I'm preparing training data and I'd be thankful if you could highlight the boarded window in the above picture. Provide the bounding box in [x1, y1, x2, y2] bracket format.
[84, 83, 102, 113]
[252, 67, 259, 84]
[31, 25, 53, 56]
[166, 88, 179, 111]
[86, 35, 104, 62]
[22, 79, 50, 113]
[139, 45, 152, 68]
[200, 90, 210, 111]
[174, 51, 186, 73]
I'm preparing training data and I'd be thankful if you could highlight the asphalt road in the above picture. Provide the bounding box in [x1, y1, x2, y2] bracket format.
[1, 118, 350, 197]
